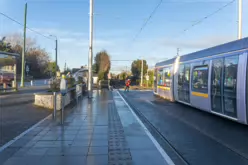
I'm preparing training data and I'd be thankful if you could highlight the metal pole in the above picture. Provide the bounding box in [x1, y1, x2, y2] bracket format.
[147, 69, 148, 87]
[55, 39, 58, 71]
[61, 95, 64, 125]
[21, 3, 27, 87]
[14, 63, 17, 91]
[152, 69, 154, 90]
[238, 0, 242, 39]
[53, 92, 57, 119]
[88, 0, 94, 98]
[140, 59, 143, 86]
[177, 48, 180, 56]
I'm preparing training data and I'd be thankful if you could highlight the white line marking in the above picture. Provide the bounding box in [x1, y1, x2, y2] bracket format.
[145, 100, 156, 106]
[0, 114, 52, 153]
[117, 91, 175, 165]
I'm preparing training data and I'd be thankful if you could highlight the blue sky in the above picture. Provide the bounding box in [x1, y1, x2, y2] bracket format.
[0, 0, 247, 73]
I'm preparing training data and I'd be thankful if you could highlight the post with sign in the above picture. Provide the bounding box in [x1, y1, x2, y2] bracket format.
[60, 75, 67, 125]
[26, 65, 29, 76]
[146, 74, 149, 87]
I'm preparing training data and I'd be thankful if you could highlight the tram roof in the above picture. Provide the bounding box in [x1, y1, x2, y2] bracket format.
[0, 51, 20, 57]
[155, 58, 176, 68]
[155, 37, 248, 67]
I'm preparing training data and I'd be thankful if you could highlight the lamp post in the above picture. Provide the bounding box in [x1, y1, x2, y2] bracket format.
[20, 3, 27, 87]
[238, 0, 242, 39]
[88, 0, 94, 98]
[50, 35, 58, 73]
[140, 59, 143, 86]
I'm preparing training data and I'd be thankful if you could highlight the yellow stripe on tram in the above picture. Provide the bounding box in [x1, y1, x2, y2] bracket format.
[191, 91, 208, 98]
[158, 86, 170, 91]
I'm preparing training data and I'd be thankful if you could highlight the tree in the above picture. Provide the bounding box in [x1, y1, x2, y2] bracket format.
[131, 59, 148, 79]
[1, 33, 51, 78]
[47, 62, 60, 76]
[0, 37, 13, 52]
[93, 50, 111, 80]
[92, 63, 97, 74]
[64, 67, 71, 75]
[5, 33, 36, 52]
[26, 47, 50, 78]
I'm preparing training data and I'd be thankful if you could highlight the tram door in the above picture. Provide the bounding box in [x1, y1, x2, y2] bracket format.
[211, 56, 238, 118]
[178, 64, 190, 103]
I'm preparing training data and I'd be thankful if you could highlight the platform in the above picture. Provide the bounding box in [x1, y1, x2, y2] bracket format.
[0, 90, 172, 165]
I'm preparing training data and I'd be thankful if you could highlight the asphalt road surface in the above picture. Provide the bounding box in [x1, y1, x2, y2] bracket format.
[17, 79, 49, 87]
[0, 86, 49, 106]
[120, 90, 248, 165]
[0, 86, 51, 147]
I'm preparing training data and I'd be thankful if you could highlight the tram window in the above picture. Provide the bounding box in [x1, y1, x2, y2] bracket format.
[223, 55, 238, 117]
[157, 69, 163, 85]
[178, 65, 184, 86]
[211, 58, 223, 113]
[192, 65, 209, 93]
[163, 67, 172, 87]
[184, 64, 190, 84]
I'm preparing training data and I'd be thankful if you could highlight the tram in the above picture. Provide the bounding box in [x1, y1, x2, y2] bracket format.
[154, 37, 248, 124]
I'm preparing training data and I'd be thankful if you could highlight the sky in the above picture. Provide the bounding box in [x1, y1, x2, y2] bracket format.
[0, 0, 247, 73]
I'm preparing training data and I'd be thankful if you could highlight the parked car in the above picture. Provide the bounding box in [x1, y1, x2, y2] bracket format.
[0, 71, 14, 87]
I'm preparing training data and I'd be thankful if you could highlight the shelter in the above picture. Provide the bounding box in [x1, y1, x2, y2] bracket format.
[0, 51, 20, 91]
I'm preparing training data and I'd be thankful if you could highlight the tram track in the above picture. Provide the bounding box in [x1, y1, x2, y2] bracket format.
[118, 91, 189, 165]
[119, 90, 248, 165]
[151, 98, 248, 162]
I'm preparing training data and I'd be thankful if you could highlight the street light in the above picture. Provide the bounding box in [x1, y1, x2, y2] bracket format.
[49, 35, 58, 72]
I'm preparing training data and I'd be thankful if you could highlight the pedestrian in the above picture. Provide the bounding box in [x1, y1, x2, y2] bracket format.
[109, 79, 113, 91]
[125, 79, 131, 92]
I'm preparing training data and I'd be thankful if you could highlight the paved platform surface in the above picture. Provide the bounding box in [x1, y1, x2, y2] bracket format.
[0, 90, 171, 165]
[120, 90, 248, 165]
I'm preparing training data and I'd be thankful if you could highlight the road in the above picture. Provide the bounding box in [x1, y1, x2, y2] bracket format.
[0, 86, 51, 147]
[120, 90, 248, 165]
[17, 79, 49, 87]
[0, 86, 49, 106]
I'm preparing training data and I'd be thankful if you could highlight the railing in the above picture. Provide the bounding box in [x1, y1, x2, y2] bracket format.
[52, 83, 84, 124]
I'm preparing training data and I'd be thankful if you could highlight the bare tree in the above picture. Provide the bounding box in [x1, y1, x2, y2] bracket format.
[5, 33, 36, 51]
[94, 50, 111, 80]
[2, 33, 51, 78]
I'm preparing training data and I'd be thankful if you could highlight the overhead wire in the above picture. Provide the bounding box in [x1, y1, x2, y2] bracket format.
[175, 0, 236, 38]
[0, 12, 53, 40]
[146, 0, 236, 60]
[132, 0, 164, 42]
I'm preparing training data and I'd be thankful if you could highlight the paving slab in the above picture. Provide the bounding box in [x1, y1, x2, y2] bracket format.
[0, 89, 171, 165]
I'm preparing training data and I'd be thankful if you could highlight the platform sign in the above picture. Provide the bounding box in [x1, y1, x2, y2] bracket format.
[26, 65, 30, 75]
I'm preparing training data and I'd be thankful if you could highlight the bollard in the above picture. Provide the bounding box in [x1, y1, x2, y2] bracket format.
[53, 92, 57, 119]
[12, 81, 15, 90]
[61, 94, 64, 125]
[3, 83, 7, 92]
[30, 80, 33, 86]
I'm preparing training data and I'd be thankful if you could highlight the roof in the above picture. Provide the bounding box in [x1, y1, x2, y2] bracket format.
[180, 37, 248, 62]
[0, 51, 20, 57]
[155, 37, 248, 67]
[155, 57, 176, 67]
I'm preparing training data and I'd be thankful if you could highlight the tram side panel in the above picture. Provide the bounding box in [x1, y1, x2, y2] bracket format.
[190, 61, 211, 112]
